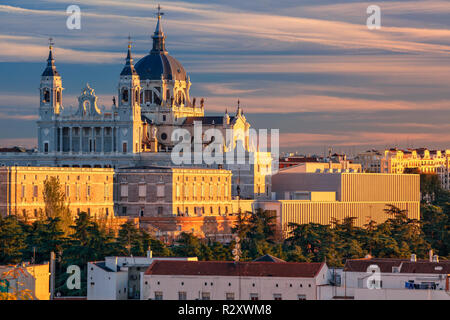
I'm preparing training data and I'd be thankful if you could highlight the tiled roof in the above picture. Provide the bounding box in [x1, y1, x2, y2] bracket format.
[344, 258, 406, 273]
[344, 258, 450, 274]
[253, 254, 286, 263]
[145, 260, 325, 278]
[399, 261, 450, 274]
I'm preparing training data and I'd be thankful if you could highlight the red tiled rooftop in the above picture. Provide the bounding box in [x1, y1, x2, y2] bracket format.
[145, 260, 325, 278]
[344, 258, 450, 274]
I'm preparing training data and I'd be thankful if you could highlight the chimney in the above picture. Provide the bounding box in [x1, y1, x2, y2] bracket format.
[429, 249, 434, 262]
[147, 250, 153, 259]
[410, 254, 417, 262]
[432, 255, 439, 263]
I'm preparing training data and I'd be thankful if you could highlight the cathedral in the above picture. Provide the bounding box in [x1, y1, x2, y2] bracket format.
[37, 10, 250, 158]
[0, 8, 272, 200]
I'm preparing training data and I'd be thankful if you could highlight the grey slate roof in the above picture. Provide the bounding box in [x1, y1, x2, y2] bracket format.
[135, 53, 186, 81]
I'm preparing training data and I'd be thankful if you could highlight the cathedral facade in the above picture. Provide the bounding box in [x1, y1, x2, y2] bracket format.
[0, 10, 272, 200]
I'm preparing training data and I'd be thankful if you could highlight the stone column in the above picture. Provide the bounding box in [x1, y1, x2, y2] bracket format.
[101, 127, 104, 154]
[69, 126, 73, 153]
[91, 127, 94, 152]
[59, 127, 63, 152]
[79, 127, 82, 153]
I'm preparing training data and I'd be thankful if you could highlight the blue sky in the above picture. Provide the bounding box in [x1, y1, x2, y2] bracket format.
[0, 0, 450, 155]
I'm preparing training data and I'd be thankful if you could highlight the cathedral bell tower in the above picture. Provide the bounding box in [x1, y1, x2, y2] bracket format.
[117, 39, 143, 154]
[38, 39, 63, 153]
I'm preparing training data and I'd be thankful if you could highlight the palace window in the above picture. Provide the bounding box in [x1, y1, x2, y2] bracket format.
[135, 89, 140, 104]
[157, 185, 165, 197]
[121, 184, 128, 197]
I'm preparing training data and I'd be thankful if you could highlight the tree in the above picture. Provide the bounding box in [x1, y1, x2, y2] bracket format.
[382, 205, 430, 257]
[0, 266, 33, 300]
[421, 204, 449, 256]
[61, 212, 115, 296]
[0, 216, 26, 264]
[23, 217, 67, 264]
[172, 232, 202, 258]
[43, 177, 72, 234]
[115, 221, 145, 256]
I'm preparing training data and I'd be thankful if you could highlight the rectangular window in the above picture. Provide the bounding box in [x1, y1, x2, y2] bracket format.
[104, 185, 109, 199]
[87, 185, 91, 197]
[176, 185, 180, 198]
[157, 207, 163, 215]
[76, 185, 80, 199]
[121, 184, 128, 197]
[201, 292, 210, 300]
[250, 293, 258, 301]
[298, 294, 306, 300]
[226, 293, 235, 300]
[157, 185, 165, 197]
[178, 292, 187, 300]
[33, 185, 38, 198]
[154, 292, 163, 300]
[139, 184, 146, 197]
[273, 294, 282, 300]
[122, 142, 127, 153]
[21, 185, 26, 198]
[66, 185, 70, 198]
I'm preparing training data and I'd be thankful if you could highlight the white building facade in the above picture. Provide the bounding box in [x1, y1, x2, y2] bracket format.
[140, 260, 329, 300]
[87, 253, 197, 300]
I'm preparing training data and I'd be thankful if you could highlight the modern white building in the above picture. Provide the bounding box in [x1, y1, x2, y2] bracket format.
[87, 252, 197, 300]
[140, 260, 329, 300]
[324, 256, 450, 300]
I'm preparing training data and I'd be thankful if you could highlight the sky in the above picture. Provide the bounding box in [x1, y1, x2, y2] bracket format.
[0, 0, 449, 155]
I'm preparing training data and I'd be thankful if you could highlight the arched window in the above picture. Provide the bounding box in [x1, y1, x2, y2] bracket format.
[122, 89, 129, 103]
[144, 90, 152, 103]
[43, 89, 50, 103]
[56, 90, 61, 104]
[135, 89, 140, 104]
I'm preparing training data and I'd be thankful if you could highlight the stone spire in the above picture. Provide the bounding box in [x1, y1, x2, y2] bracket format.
[42, 37, 60, 77]
[120, 36, 138, 76]
[151, 4, 167, 54]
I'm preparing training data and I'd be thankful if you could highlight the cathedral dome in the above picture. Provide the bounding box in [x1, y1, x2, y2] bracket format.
[135, 7, 187, 82]
[135, 52, 186, 81]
